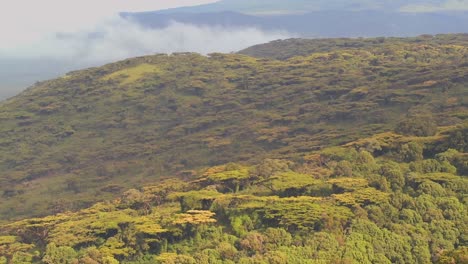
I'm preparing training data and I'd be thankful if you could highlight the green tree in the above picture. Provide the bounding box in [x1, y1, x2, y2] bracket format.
[380, 161, 405, 190]
[399, 142, 423, 162]
[42, 243, 77, 264]
[395, 115, 437, 137]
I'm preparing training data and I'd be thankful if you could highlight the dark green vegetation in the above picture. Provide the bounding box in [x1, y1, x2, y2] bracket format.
[1, 34, 467, 221]
[0, 124, 467, 263]
[0, 34, 467, 263]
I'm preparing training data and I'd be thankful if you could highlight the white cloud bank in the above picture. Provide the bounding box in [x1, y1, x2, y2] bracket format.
[0, 17, 290, 62]
[0, 16, 290, 99]
[0, 0, 290, 99]
[0, 0, 287, 62]
[0, 0, 218, 50]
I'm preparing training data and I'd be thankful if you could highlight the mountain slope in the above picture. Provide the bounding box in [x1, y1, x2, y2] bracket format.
[239, 34, 468, 59]
[123, 0, 468, 38]
[0, 35, 467, 220]
[0, 123, 466, 263]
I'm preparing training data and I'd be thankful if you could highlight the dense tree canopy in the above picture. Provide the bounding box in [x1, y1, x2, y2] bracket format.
[0, 34, 466, 220]
[0, 123, 466, 263]
[0, 34, 466, 263]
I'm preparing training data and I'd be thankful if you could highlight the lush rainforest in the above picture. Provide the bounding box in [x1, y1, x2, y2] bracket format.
[0, 34, 467, 263]
[0, 124, 467, 263]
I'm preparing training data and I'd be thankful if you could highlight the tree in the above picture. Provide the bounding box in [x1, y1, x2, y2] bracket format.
[399, 142, 423, 162]
[239, 232, 266, 255]
[252, 159, 292, 179]
[380, 161, 405, 190]
[395, 115, 437, 137]
[0, 236, 34, 264]
[42, 243, 77, 264]
[334, 160, 354, 177]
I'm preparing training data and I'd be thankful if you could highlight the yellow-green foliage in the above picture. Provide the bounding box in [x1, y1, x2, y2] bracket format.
[264, 171, 319, 191]
[0, 236, 16, 245]
[204, 164, 251, 182]
[414, 172, 465, 183]
[0, 34, 466, 264]
[169, 190, 221, 203]
[101, 63, 162, 85]
[332, 188, 390, 206]
[173, 210, 217, 225]
[133, 216, 167, 235]
[0, 35, 467, 220]
[48, 208, 162, 247]
[169, 190, 221, 211]
[0, 236, 34, 263]
[328, 178, 369, 192]
[408, 172, 468, 195]
[0, 133, 466, 263]
[262, 197, 353, 232]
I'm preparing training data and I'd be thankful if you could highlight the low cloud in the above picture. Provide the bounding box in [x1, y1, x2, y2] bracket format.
[0, 17, 291, 99]
[0, 17, 290, 61]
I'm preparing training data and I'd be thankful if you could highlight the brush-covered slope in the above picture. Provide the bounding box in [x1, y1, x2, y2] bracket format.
[0, 36, 467, 220]
[0, 124, 466, 263]
[239, 34, 468, 60]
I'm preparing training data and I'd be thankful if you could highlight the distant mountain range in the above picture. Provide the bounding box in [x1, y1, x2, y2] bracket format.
[122, 10, 468, 38]
[140, 0, 468, 15]
[122, 0, 468, 38]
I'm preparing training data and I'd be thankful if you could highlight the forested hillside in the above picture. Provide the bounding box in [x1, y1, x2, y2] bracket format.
[0, 123, 466, 263]
[239, 34, 468, 60]
[0, 35, 467, 222]
[0, 34, 467, 263]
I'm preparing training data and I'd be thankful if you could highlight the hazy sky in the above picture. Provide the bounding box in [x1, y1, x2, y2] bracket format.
[0, 0, 290, 99]
[2, 0, 466, 56]
[401, 0, 468, 12]
[0, 0, 218, 50]
[0, 0, 466, 100]
[0, 0, 289, 60]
